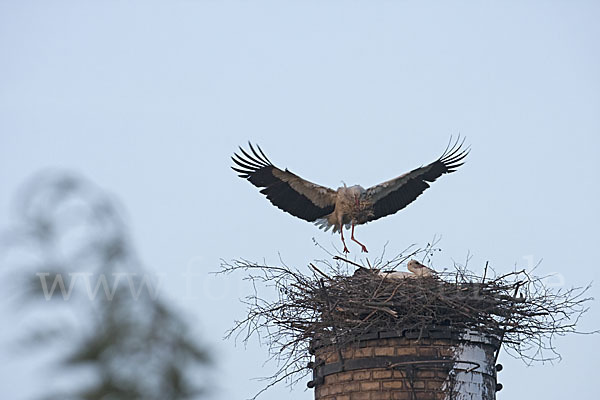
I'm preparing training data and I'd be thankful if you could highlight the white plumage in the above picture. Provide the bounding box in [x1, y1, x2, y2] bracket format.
[379, 260, 436, 279]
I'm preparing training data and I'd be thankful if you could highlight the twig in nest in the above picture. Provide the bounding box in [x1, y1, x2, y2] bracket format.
[219, 252, 596, 398]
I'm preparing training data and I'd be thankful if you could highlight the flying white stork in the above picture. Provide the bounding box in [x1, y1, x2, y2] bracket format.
[232, 138, 468, 253]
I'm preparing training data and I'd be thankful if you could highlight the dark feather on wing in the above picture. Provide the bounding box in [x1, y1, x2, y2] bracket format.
[367, 138, 469, 222]
[232, 143, 335, 222]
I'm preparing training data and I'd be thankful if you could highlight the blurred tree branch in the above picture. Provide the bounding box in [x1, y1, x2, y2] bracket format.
[2, 172, 211, 400]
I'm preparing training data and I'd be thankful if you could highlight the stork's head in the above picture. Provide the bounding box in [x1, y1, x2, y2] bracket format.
[407, 259, 430, 275]
[337, 185, 365, 198]
[347, 185, 365, 195]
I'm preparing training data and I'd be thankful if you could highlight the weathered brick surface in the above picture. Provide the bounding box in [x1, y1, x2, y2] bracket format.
[312, 335, 498, 400]
[372, 370, 392, 380]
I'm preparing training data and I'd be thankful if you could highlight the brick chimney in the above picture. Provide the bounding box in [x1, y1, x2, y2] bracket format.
[308, 327, 501, 400]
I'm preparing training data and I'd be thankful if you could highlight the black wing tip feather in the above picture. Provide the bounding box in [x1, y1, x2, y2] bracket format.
[439, 135, 470, 173]
[231, 142, 274, 178]
[368, 136, 470, 222]
[231, 142, 334, 222]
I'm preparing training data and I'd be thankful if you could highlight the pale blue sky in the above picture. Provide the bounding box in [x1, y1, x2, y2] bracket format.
[1, 1, 599, 399]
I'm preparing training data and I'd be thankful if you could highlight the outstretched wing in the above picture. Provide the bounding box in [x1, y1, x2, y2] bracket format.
[363, 137, 469, 222]
[232, 143, 337, 222]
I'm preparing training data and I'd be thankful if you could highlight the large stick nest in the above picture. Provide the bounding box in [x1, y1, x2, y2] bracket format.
[219, 244, 594, 397]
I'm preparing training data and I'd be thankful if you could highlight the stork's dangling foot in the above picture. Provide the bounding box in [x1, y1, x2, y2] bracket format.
[340, 227, 350, 253]
[351, 223, 368, 253]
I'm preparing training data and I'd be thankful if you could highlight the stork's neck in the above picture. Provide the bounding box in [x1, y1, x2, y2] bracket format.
[337, 185, 365, 195]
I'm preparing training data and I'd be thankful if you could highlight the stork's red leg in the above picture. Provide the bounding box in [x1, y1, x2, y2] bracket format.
[351, 223, 368, 253]
[340, 227, 349, 253]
